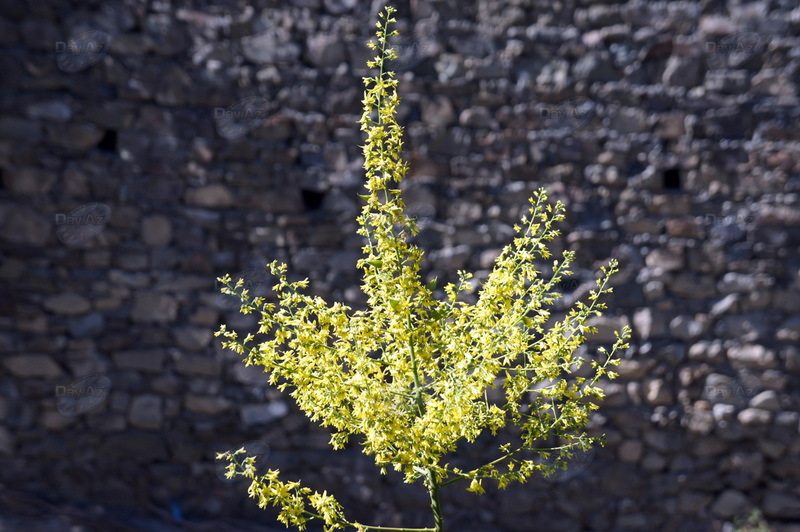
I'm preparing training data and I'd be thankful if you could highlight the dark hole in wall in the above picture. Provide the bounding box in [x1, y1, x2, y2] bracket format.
[97, 131, 117, 153]
[663, 167, 681, 190]
[300, 188, 325, 211]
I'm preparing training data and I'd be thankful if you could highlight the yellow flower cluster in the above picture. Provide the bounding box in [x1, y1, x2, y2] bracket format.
[215, 6, 630, 531]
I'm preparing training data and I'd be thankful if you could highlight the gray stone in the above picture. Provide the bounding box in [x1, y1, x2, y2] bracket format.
[26, 100, 73, 122]
[240, 402, 290, 427]
[617, 439, 643, 463]
[0, 205, 50, 245]
[184, 185, 234, 209]
[22, 19, 59, 50]
[678, 491, 714, 514]
[113, 349, 166, 373]
[720, 451, 764, 491]
[43, 293, 91, 316]
[131, 292, 178, 323]
[0, 426, 13, 454]
[704, 70, 751, 93]
[459, 107, 493, 128]
[64, 347, 107, 376]
[241, 30, 300, 64]
[102, 432, 169, 461]
[306, 34, 347, 67]
[231, 363, 268, 385]
[785, 347, 800, 374]
[641, 451, 667, 472]
[41, 410, 76, 430]
[323, 0, 357, 14]
[763, 492, 800, 519]
[572, 51, 620, 83]
[141, 214, 172, 248]
[153, 275, 211, 292]
[737, 408, 772, 427]
[128, 395, 163, 429]
[155, 65, 192, 106]
[687, 408, 715, 435]
[727, 345, 775, 369]
[669, 315, 708, 341]
[749, 390, 780, 411]
[710, 294, 740, 316]
[645, 249, 683, 271]
[643, 378, 673, 406]
[633, 308, 667, 340]
[669, 273, 716, 299]
[643, 431, 682, 454]
[655, 111, 687, 139]
[718, 272, 773, 294]
[599, 382, 628, 407]
[712, 403, 736, 423]
[704, 373, 760, 408]
[769, 455, 800, 480]
[291, 248, 324, 272]
[715, 313, 769, 342]
[173, 352, 220, 376]
[774, 290, 800, 313]
[109, 270, 150, 289]
[688, 340, 725, 364]
[67, 313, 105, 339]
[3, 166, 58, 195]
[48, 123, 105, 151]
[421, 96, 455, 128]
[607, 107, 649, 134]
[751, 69, 795, 98]
[777, 316, 800, 343]
[3, 355, 63, 378]
[185, 394, 231, 415]
[665, 218, 705, 239]
[616, 359, 647, 380]
[663, 55, 703, 87]
[586, 315, 630, 343]
[151, 374, 182, 395]
[173, 326, 213, 351]
[430, 245, 471, 271]
[699, 15, 738, 35]
[711, 489, 750, 518]
[691, 436, 728, 457]
[0, 117, 42, 143]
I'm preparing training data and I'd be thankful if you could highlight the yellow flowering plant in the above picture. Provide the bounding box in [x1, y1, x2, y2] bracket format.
[215, 6, 630, 532]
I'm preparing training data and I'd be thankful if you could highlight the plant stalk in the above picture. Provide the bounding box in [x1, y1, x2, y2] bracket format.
[425, 468, 444, 532]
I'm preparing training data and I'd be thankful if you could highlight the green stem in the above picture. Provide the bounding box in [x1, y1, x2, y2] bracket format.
[425, 468, 444, 532]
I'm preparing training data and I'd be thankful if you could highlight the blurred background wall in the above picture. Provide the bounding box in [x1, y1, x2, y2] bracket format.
[1, 0, 800, 530]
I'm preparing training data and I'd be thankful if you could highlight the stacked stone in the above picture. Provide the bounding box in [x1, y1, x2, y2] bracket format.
[1, 0, 799, 530]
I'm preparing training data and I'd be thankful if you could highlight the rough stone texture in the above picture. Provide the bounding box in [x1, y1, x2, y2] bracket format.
[128, 394, 163, 430]
[140, 214, 172, 248]
[130, 292, 178, 323]
[112, 349, 166, 373]
[3, 355, 63, 379]
[727, 345, 776, 369]
[711, 489, 751, 519]
[184, 185, 234, 209]
[42, 293, 91, 316]
[1, 0, 800, 530]
[240, 402, 290, 428]
[185, 394, 231, 415]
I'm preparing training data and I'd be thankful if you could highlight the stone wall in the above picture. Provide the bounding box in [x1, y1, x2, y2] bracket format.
[1, 0, 800, 530]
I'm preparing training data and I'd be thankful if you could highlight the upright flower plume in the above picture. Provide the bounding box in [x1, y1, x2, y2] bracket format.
[215, 6, 630, 531]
